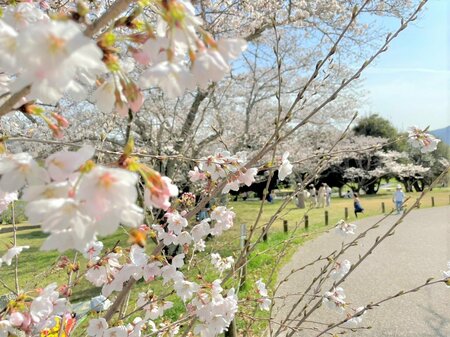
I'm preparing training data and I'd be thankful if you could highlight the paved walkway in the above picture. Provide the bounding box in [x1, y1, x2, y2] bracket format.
[273, 206, 450, 337]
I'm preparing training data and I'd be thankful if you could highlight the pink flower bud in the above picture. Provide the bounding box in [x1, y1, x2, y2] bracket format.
[9, 312, 24, 327]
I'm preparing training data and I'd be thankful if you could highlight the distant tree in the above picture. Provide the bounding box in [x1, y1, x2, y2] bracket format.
[353, 114, 400, 151]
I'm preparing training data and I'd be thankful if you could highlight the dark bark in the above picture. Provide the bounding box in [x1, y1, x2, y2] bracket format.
[164, 90, 208, 177]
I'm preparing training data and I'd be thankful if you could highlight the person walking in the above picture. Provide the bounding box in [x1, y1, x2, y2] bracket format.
[393, 184, 405, 214]
[317, 184, 325, 208]
[353, 193, 364, 218]
[325, 183, 332, 207]
[309, 184, 317, 208]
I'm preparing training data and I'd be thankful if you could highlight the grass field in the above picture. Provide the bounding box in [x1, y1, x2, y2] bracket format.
[0, 187, 448, 334]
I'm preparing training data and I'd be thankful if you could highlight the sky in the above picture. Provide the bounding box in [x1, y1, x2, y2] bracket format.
[361, 0, 449, 131]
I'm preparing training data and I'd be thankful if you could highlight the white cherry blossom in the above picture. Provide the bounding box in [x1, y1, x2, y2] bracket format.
[140, 61, 194, 98]
[323, 287, 346, 312]
[0, 245, 29, 267]
[11, 20, 105, 104]
[45, 145, 94, 181]
[87, 318, 108, 337]
[330, 259, 351, 280]
[0, 153, 49, 192]
[279, 152, 293, 181]
[335, 219, 357, 236]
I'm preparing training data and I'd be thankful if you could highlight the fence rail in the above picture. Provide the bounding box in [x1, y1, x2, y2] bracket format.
[247, 195, 450, 242]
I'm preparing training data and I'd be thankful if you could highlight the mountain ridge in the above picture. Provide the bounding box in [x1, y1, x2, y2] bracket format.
[430, 126, 450, 145]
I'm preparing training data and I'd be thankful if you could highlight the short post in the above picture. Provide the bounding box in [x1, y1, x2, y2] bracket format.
[345, 207, 349, 220]
[324, 210, 329, 226]
[431, 196, 435, 207]
[283, 219, 288, 233]
[304, 215, 309, 230]
[224, 320, 237, 337]
[262, 228, 268, 242]
[416, 198, 420, 208]
[381, 202, 385, 213]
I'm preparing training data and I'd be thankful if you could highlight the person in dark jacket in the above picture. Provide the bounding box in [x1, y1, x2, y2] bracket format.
[353, 193, 364, 218]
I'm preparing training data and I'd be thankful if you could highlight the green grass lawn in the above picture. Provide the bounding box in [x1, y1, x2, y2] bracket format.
[0, 187, 448, 334]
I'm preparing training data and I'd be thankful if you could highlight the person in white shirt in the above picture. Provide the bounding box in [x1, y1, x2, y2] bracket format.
[393, 184, 405, 214]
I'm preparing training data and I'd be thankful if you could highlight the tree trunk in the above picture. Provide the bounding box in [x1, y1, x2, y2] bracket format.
[165, 90, 208, 177]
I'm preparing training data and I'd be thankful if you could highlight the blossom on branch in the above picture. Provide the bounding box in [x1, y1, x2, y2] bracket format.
[408, 126, 440, 153]
[335, 220, 357, 236]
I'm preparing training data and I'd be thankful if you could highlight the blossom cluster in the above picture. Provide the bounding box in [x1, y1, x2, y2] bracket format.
[0, 1, 248, 131]
[189, 150, 294, 194]
[189, 149, 258, 194]
[330, 259, 351, 280]
[0, 191, 17, 214]
[0, 146, 179, 252]
[335, 220, 357, 236]
[83, 243, 239, 337]
[407, 127, 440, 153]
[211, 253, 234, 273]
[255, 279, 271, 311]
[0, 283, 70, 337]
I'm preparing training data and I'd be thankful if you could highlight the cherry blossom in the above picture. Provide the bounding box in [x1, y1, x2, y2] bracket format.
[210, 206, 235, 236]
[256, 279, 269, 297]
[137, 293, 173, 320]
[45, 145, 94, 181]
[191, 220, 211, 242]
[211, 253, 234, 273]
[345, 307, 366, 326]
[30, 283, 68, 324]
[0, 191, 18, 214]
[278, 152, 293, 181]
[0, 153, 48, 192]
[335, 220, 357, 236]
[189, 166, 206, 182]
[8, 19, 105, 104]
[87, 318, 108, 337]
[408, 126, 440, 153]
[143, 171, 178, 210]
[103, 326, 128, 337]
[0, 245, 29, 267]
[174, 279, 200, 302]
[255, 279, 271, 311]
[193, 286, 238, 336]
[323, 287, 346, 313]
[166, 212, 189, 235]
[83, 240, 104, 262]
[2, 2, 48, 31]
[330, 259, 352, 280]
[140, 61, 194, 98]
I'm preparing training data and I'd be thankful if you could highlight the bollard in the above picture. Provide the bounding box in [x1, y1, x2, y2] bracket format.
[431, 196, 435, 207]
[416, 198, 420, 208]
[324, 210, 329, 226]
[304, 215, 309, 230]
[381, 202, 385, 213]
[283, 219, 288, 233]
[345, 207, 349, 220]
[240, 238, 249, 289]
